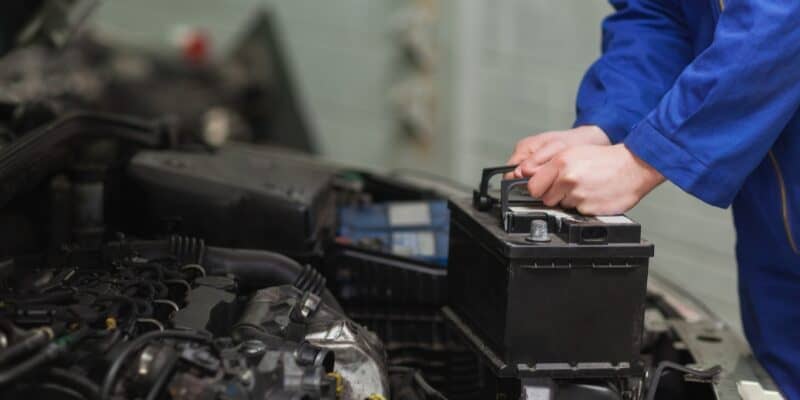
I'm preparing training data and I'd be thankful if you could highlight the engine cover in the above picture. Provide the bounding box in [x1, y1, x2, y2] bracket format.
[126, 144, 336, 258]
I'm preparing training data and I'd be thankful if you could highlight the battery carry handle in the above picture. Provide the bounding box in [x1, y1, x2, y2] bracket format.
[500, 178, 533, 218]
[473, 166, 540, 213]
[473, 165, 517, 211]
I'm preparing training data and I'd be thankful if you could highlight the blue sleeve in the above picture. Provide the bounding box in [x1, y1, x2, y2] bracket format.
[623, 0, 800, 208]
[574, 0, 694, 143]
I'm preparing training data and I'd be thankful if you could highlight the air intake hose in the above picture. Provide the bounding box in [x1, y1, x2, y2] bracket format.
[106, 236, 341, 311]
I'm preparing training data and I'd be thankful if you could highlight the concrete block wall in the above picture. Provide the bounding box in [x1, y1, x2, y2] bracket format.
[446, 0, 602, 184]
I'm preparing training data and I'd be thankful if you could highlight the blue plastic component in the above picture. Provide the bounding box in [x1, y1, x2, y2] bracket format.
[337, 200, 449, 266]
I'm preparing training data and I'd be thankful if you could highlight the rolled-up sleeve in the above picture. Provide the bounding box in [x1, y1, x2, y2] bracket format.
[623, 0, 800, 207]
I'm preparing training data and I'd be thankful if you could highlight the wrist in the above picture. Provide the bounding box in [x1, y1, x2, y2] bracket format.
[622, 144, 665, 196]
[574, 125, 611, 146]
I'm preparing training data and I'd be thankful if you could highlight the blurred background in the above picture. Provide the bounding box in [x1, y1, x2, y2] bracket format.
[89, 0, 739, 333]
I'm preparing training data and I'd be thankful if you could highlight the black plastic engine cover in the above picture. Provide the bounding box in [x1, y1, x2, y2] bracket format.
[445, 194, 653, 380]
[126, 144, 335, 257]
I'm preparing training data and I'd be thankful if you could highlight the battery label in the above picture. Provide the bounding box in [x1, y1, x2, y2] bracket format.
[595, 215, 634, 224]
[388, 202, 432, 226]
[508, 206, 580, 222]
[392, 231, 436, 257]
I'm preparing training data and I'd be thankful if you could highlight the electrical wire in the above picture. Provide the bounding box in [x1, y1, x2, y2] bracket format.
[37, 382, 86, 400]
[388, 366, 447, 400]
[143, 351, 179, 400]
[122, 260, 166, 280]
[47, 368, 101, 400]
[180, 264, 206, 277]
[133, 299, 154, 317]
[0, 327, 88, 386]
[93, 294, 140, 317]
[153, 299, 180, 313]
[136, 318, 164, 331]
[164, 279, 192, 293]
[0, 327, 53, 366]
[644, 361, 722, 400]
[98, 329, 122, 353]
[12, 290, 75, 305]
[150, 280, 170, 298]
[122, 280, 156, 299]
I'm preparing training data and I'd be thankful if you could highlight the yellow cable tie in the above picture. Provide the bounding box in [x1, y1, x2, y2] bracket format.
[327, 372, 344, 398]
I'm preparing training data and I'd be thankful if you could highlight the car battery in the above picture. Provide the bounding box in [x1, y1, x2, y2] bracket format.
[444, 166, 653, 380]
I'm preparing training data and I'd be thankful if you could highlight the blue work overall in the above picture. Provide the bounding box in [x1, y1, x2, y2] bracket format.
[573, 1, 800, 397]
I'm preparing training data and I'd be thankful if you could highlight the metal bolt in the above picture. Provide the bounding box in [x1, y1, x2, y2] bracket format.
[526, 220, 550, 242]
[241, 340, 267, 357]
[300, 292, 321, 318]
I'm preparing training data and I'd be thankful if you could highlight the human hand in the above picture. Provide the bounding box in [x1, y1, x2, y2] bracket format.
[506, 125, 610, 178]
[520, 144, 665, 215]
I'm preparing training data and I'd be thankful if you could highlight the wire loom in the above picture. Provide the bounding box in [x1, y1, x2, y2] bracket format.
[0, 235, 346, 400]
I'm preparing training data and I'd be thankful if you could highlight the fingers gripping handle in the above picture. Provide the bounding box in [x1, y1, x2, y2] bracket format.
[473, 166, 539, 213]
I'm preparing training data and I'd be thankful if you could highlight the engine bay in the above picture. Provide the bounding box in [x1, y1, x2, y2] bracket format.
[0, 138, 767, 400]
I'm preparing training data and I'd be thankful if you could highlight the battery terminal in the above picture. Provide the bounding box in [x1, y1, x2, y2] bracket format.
[526, 220, 551, 243]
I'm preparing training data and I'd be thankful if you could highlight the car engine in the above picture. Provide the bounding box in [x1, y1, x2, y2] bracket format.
[1, 236, 387, 400]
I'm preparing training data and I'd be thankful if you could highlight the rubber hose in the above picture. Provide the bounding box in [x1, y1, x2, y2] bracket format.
[203, 247, 301, 288]
[202, 246, 342, 312]
[0, 328, 51, 366]
[47, 368, 101, 400]
[0, 342, 64, 385]
[106, 239, 343, 312]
